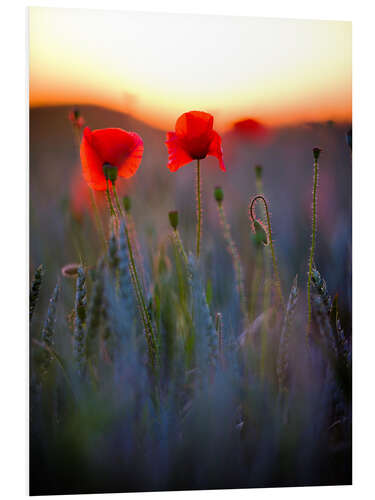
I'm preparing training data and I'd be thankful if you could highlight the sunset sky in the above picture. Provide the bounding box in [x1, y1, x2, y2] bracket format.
[29, 7, 352, 131]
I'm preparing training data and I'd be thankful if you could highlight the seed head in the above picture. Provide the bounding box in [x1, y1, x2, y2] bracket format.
[168, 210, 179, 230]
[255, 164, 263, 180]
[214, 186, 224, 204]
[102, 163, 118, 183]
[123, 195, 132, 213]
[313, 148, 322, 161]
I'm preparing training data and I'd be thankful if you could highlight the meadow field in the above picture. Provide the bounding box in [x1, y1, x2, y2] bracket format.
[29, 105, 352, 495]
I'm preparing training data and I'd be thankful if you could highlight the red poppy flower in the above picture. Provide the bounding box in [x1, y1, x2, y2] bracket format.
[69, 108, 85, 129]
[233, 118, 269, 141]
[166, 111, 225, 172]
[80, 127, 144, 191]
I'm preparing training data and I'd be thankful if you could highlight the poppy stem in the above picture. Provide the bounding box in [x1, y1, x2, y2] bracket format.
[249, 195, 284, 309]
[105, 179, 116, 218]
[111, 184, 124, 218]
[196, 159, 202, 258]
[306, 153, 320, 339]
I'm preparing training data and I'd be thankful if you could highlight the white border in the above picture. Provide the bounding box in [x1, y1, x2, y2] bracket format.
[1, 1, 374, 498]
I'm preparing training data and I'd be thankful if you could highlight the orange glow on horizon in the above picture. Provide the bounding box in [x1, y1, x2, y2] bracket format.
[29, 8, 352, 132]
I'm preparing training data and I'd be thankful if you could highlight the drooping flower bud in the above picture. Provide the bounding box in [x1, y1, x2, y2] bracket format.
[252, 219, 268, 246]
[168, 210, 179, 230]
[102, 163, 118, 183]
[123, 195, 131, 213]
[214, 186, 224, 204]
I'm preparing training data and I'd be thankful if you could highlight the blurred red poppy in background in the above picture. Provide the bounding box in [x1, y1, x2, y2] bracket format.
[233, 118, 269, 141]
[80, 127, 144, 190]
[70, 168, 93, 222]
[69, 109, 85, 130]
[166, 111, 225, 171]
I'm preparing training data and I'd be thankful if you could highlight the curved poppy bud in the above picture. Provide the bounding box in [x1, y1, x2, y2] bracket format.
[252, 219, 268, 246]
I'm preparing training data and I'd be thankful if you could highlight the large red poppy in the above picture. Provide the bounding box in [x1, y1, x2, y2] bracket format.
[166, 111, 225, 172]
[80, 127, 144, 191]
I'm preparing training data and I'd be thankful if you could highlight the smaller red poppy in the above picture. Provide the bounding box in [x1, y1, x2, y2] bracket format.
[233, 118, 268, 141]
[69, 108, 85, 129]
[80, 127, 144, 191]
[166, 111, 225, 172]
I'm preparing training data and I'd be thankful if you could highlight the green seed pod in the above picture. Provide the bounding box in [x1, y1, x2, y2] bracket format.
[123, 195, 132, 213]
[102, 163, 118, 183]
[255, 164, 263, 181]
[168, 210, 179, 230]
[214, 186, 224, 204]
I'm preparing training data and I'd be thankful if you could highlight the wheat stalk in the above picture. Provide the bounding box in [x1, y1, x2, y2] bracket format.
[277, 275, 298, 393]
[30, 264, 44, 322]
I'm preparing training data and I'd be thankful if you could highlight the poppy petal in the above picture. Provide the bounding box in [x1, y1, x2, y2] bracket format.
[175, 111, 214, 160]
[176, 111, 213, 140]
[117, 132, 144, 179]
[90, 128, 139, 167]
[208, 131, 226, 171]
[166, 132, 194, 172]
[80, 127, 107, 191]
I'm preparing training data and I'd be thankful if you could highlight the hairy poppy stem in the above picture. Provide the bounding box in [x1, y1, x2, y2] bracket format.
[249, 195, 284, 309]
[105, 179, 116, 218]
[196, 159, 202, 258]
[250, 166, 267, 322]
[307, 150, 321, 338]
